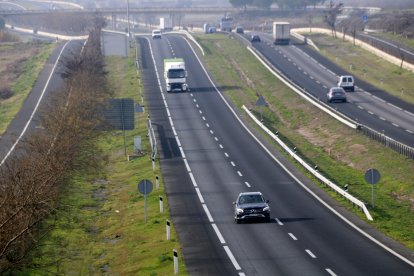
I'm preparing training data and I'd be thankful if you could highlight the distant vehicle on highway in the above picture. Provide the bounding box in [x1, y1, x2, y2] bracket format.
[273, 22, 290, 45]
[164, 58, 188, 92]
[327, 87, 347, 103]
[208, 27, 216, 33]
[337, 75, 355, 92]
[250, 34, 261, 43]
[235, 26, 244, 34]
[233, 192, 271, 223]
[152, 29, 162, 39]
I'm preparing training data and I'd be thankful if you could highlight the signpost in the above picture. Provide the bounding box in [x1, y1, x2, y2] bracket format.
[137, 179, 153, 223]
[256, 95, 267, 122]
[364, 168, 380, 208]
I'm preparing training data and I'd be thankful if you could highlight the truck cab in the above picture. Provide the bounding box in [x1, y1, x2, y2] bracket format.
[164, 58, 188, 92]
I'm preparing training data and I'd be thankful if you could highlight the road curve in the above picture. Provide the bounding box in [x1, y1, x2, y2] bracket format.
[0, 40, 84, 165]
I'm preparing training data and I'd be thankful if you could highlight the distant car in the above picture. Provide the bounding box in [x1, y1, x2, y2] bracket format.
[207, 27, 216, 33]
[235, 26, 244, 34]
[327, 87, 347, 103]
[233, 192, 271, 223]
[337, 75, 355, 92]
[250, 35, 261, 42]
[152, 29, 162, 39]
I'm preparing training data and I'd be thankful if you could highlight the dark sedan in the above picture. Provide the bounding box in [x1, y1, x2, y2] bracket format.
[233, 192, 271, 223]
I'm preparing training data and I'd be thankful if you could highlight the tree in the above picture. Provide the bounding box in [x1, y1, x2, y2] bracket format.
[252, 0, 273, 9]
[324, 1, 343, 38]
[0, 17, 5, 30]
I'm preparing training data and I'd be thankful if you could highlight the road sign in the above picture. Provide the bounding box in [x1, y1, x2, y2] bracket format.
[362, 15, 368, 23]
[364, 168, 380, 185]
[138, 179, 153, 223]
[364, 168, 380, 208]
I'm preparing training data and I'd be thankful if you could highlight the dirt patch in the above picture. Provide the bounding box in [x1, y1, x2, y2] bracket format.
[0, 42, 42, 97]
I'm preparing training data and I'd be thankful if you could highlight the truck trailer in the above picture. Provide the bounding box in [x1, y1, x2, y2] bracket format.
[160, 17, 173, 31]
[164, 58, 188, 92]
[272, 22, 290, 45]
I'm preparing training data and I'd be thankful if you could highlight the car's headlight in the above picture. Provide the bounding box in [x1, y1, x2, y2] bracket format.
[236, 208, 244, 214]
[263, 206, 270, 212]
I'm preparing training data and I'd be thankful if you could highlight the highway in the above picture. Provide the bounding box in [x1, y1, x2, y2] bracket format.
[0, 40, 83, 165]
[138, 34, 414, 275]
[250, 33, 414, 148]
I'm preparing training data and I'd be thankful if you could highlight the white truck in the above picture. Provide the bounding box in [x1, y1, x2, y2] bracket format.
[273, 22, 290, 45]
[164, 58, 188, 92]
[160, 17, 173, 31]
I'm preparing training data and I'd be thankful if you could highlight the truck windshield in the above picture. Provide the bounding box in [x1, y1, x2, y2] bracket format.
[168, 69, 185, 78]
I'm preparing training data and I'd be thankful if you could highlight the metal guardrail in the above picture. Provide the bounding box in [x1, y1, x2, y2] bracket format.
[243, 105, 373, 221]
[147, 118, 157, 160]
[360, 126, 414, 159]
[239, 35, 414, 160]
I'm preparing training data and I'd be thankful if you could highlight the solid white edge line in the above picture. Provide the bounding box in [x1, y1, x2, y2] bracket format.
[1, 40, 72, 167]
[202, 203, 214, 222]
[306, 249, 317, 258]
[179, 147, 186, 158]
[223, 246, 242, 271]
[196, 188, 205, 204]
[189, 172, 198, 187]
[183, 158, 191, 172]
[176, 137, 182, 147]
[211, 223, 226, 244]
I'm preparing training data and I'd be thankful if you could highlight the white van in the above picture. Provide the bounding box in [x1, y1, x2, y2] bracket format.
[152, 29, 162, 39]
[337, 75, 355, 92]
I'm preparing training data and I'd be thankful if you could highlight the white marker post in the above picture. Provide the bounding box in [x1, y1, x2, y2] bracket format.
[159, 196, 163, 213]
[173, 249, 178, 274]
[156, 175, 159, 189]
[166, 220, 171, 240]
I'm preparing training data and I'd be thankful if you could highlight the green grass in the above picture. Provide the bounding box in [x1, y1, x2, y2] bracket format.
[307, 33, 414, 104]
[195, 33, 414, 250]
[373, 31, 414, 50]
[0, 42, 55, 134]
[24, 47, 187, 275]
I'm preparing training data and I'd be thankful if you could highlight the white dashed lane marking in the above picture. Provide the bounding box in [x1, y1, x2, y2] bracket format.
[305, 249, 317, 258]
[288, 233, 298, 241]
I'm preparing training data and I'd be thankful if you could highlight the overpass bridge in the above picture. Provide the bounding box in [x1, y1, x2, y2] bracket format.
[0, 6, 236, 16]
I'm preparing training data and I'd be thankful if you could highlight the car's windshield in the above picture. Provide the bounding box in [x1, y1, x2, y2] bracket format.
[239, 194, 264, 204]
[167, 69, 185, 78]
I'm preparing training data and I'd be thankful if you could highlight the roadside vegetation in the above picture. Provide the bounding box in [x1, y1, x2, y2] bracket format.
[306, 33, 414, 104]
[0, 30, 186, 274]
[194, 33, 414, 250]
[0, 40, 55, 134]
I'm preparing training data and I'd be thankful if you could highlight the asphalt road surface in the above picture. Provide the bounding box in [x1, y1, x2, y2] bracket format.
[137, 34, 414, 275]
[250, 33, 414, 148]
[0, 40, 83, 165]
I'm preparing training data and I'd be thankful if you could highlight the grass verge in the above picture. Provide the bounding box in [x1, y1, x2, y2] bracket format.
[194, 33, 414, 250]
[24, 48, 187, 275]
[307, 33, 414, 104]
[0, 42, 55, 134]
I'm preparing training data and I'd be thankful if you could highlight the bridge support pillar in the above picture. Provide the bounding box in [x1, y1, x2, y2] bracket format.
[112, 13, 117, 29]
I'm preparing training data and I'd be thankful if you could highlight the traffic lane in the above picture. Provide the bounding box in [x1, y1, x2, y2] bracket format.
[168, 35, 414, 274]
[296, 39, 414, 113]
[166, 35, 335, 274]
[357, 32, 414, 65]
[165, 35, 323, 275]
[138, 36, 238, 275]
[280, 44, 414, 133]
[253, 41, 414, 146]
[0, 40, 83, 160]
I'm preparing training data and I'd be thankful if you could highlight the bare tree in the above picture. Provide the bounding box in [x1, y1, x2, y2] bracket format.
[324, 1, 344, 38]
